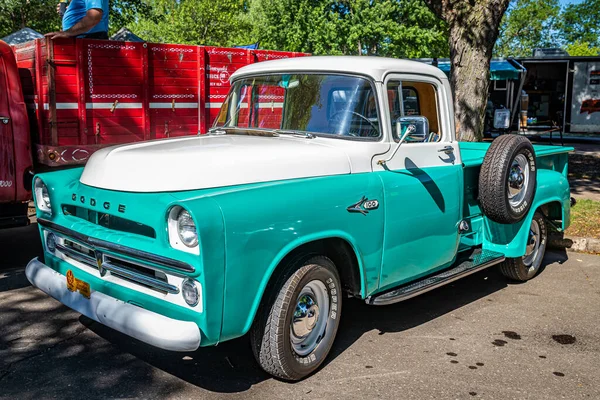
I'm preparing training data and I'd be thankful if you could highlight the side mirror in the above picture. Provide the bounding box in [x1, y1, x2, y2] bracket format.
[378, 116, 431, 168]
[395, 116, 429, 142]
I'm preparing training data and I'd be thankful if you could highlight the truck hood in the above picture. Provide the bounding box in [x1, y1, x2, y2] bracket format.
[79, 135, 353, 192]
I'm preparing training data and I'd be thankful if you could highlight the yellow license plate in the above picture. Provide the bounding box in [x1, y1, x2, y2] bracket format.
[66, 269, 91, 299]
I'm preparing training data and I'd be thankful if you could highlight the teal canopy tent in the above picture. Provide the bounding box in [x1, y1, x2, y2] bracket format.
[436, 60, 522, 80]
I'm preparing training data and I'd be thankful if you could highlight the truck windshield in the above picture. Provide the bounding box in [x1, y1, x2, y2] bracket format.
[213, 74, 380, 139]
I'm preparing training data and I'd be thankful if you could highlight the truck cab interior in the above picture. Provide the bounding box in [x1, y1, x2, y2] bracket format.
[386, 80, 441, 142]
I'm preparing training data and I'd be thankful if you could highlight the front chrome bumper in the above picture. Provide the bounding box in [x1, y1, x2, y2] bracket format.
[25, 257, 201, 352]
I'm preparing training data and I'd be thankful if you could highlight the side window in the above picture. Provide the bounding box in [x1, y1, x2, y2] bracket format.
[387, 80, 441, 143]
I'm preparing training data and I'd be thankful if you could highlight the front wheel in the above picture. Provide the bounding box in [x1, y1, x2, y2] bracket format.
[250, 256, 342, 380]
[498, 211, 548, 281]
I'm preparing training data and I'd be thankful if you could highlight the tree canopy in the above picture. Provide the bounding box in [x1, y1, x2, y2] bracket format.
[494, 0, 560, 57]
[129, 0, 449, 58]
[130, 0, 249, 46]
[3, 0, 599, 58]
[0, 0, 60, 38]
[560, 0, 600, 49]
[565, 40, 600, 57]
[495, 0, 600, 57]
[0, 0, 157, 39]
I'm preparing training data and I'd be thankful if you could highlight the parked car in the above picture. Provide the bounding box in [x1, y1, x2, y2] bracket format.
[26, 56, 572, 380]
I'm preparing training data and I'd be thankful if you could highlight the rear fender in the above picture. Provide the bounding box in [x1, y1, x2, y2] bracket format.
[483, 169, 570, 258]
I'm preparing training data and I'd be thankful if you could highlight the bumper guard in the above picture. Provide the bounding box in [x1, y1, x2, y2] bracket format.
[25, 258, 201, 352]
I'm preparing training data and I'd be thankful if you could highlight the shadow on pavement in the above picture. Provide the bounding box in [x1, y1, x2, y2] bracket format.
[83, 255, 563, 394]
[0, 220, 569, 397]
[0, 223, 42, 292]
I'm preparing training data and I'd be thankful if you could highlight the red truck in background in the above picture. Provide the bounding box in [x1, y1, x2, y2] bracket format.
[0, 38, 306, 228]
[0, 41, 33, 228]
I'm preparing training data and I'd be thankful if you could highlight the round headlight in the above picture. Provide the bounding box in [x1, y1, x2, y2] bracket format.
[41, 185, 51, 208]
[182, 279, 200, 307]
[177, 209, 198, 247]
[46, 232, 56, 253]
[34, 178, 52, 213]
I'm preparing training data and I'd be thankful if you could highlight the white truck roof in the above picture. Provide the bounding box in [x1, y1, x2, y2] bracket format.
[231, 55, 449, 82]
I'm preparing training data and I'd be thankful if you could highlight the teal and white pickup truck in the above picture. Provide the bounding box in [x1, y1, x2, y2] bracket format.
[26, 56, 573, 380]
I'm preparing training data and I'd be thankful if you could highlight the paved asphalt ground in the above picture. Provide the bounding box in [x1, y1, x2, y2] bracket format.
[569, 142, 600, 202]
[1, 224, 599, 399]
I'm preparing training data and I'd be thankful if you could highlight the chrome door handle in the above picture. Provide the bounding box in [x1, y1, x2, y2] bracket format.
[438, 145, 454, 154]
[0, 116, 9, 125]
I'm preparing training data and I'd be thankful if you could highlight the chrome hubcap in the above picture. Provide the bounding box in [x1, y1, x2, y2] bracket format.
[508, 154, 530, 207]
[291, 280, 329, 356]
[523, 219, 542, 272]
[525, 228, 538, 256]
[292, 295, 320, 337]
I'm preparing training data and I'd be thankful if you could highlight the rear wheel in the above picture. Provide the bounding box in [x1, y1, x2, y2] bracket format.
[499, 211, 547, 281]
[250, 256, 342, 381]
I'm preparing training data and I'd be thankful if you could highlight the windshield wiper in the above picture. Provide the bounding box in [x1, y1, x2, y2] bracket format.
[207, 127, 226, 135]
[274, 129, 316, 139]
[207, 127, 279, 137]
[207, 127, 316, 139]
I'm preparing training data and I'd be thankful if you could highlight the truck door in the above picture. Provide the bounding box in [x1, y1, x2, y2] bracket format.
[377, 75, 462, 290]
[0, 45, 16, 203]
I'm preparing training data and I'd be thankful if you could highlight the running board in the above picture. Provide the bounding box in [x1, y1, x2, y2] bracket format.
[367, 249, 505, 306]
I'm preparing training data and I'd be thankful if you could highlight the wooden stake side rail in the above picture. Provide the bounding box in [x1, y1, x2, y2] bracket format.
[11, 38, 307, 166]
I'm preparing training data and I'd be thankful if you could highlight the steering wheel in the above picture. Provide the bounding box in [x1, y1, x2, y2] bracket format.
[329, 110, 379, 137]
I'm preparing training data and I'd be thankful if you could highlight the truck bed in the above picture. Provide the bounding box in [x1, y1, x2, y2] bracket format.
[459, 141, 574, 167]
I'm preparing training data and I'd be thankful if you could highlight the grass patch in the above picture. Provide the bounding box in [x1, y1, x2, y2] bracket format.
[565, 199, 600, 239]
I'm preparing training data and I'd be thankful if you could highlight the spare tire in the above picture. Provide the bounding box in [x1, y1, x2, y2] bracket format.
[479, 135, 537, 224]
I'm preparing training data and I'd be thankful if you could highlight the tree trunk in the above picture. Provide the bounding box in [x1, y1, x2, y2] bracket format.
[423, 0, 510, 141]
[449, 25, 492, 142]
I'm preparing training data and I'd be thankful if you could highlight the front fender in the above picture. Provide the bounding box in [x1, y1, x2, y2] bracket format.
[211, 174, 385, 342]
[173, 196, 226, 346]
[483, 169, 570, 258]
[245, 230, 365, 336]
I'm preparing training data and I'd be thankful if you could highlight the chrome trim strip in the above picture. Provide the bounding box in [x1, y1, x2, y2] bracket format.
[367, 255, 505, 306]
[102, 262, 180, 295]
[56, 242, 96, 267]
[38, 218, 195, 273]
[103, 253, 170, 276]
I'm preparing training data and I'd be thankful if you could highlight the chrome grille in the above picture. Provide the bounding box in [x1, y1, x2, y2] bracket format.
[56, 238, 96, 268]
[102, 254, 179, 294]
[53, 233, 179, 295]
